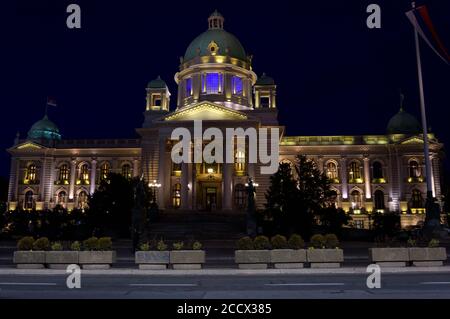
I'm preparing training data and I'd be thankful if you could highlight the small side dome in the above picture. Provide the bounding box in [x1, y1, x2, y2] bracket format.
[27, 115, 61, 140]
[255, 73, 275, 85]
[387, 108, 421, 135]
[147, 76, 167, 89]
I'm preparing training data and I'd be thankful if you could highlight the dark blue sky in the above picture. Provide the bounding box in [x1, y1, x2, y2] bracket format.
[1, 0, 449, 178]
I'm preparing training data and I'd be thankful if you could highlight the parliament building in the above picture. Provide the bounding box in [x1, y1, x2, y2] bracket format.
[6, 11, 445, 229]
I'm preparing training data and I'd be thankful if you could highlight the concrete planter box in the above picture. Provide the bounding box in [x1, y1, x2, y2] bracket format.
[13, 251, 46, 269]
[170, 250, 205, 270]
[45, 251, 79, 269]
[235, 250, 270, 269]
[369, 248, 409, 267]
[409, 247, 447, 267]
[307, 249, 344, 268]
[79, 251, 116, 269]
[270, 249, 307, 269]
[135, 251, 170, 270]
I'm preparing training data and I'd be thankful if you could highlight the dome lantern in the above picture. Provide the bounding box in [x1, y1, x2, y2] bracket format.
[208, 10, 224, 30]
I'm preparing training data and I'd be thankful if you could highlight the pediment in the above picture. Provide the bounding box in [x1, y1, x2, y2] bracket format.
[163, 102, 248, 121]
[12, 141, 46, 150]
[400, 137, 424, 145]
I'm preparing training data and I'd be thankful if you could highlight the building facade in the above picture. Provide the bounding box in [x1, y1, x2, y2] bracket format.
[7, 11, 445, 229]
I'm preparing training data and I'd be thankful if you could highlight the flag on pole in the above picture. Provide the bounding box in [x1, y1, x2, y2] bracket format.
[406, 5, 450, 64]
[47, 96, 57, 107]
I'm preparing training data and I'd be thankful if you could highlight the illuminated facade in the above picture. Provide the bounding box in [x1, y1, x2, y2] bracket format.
[6, 11, 445, 229]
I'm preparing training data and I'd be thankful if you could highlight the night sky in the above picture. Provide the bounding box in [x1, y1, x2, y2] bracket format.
[1, 0, 449, 178]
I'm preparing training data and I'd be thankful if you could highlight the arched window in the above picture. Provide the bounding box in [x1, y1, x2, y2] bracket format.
[58, 164, 69, 183]
[349, 161, 361, 181]
[202, 73, 223, 94]
[121, 164, 132, 179]
[77, 191, 88, 209]
[172, 183, 181, 208]
[409, 160, 421, 178]
[57, 191, 67, 205]
[235, 150, 246, 175]
[374, 190, 385, 209]
[234, 184, 246, 209]
[326, 161, 338, 181]
[100, 162, 110, 181]
[79, 164, 89, 183]
[372, 161, 383, 179]
[350, 189, 363, 209]
[24, 191, 34, 210]
[411, 189, 424, 208]
[25, 164, 37, 183]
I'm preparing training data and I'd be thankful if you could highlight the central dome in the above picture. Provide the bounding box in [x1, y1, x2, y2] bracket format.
[183, 11, 247, 62]
[387, 108, 421, 135]
[28, 115, 61, 140]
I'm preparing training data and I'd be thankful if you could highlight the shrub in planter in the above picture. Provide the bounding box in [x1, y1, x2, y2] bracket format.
[136, 239, 170, 270]
[288, 234, 304, 249]
[254, 236, 270, 250]
[71, 241, 81, 251]
[236, 237, 254, 250]
[33, 237, 50, 251]
[46, 241, 78, 269]
[235, 236, 270, 269]
[98, 237, 112, 251]
[310, 234, 325, 249]
[324, 234, 339, 249]
[408, 239, 446, 267]
[428, 239, 439, 248]
[14, 237, 45, 269]
[17, 236, 34, 251]
[79, 237, 115, 269]
[270, 234, 306, 269]
[271, 235, 288, 249]
[170, 240, 205, 270]
[83, 237, 99, 251]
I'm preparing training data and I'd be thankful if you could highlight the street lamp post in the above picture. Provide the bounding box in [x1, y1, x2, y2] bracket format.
[148, 180, 162, 204]
[245, 177, 259, 237]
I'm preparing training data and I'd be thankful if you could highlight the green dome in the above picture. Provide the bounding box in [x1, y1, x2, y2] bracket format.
[27, 115, 61, 140]
[255, 73, 275, 85]
[147, 76, 167, 89]
[387, 108, 421, 135]
[184, 29, 247, 62]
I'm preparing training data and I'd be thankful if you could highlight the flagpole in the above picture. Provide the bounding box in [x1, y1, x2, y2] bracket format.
[411, 2, 435, 224]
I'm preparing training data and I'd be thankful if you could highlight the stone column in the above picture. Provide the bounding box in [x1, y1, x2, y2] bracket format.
[340, 157, 348, 199]
[429, 155, 436, 198]
[69, 159, 77, 200]
[133, 158, 139, 178]
[222, 163, 233, 211]
[364, 157, 371, 199]
[89, 159, 97, 195]
[157, 137, 166, 209]
[181, 162, 189, 210]
[7, 158, 19, 202]
[318, 157, 324, 173]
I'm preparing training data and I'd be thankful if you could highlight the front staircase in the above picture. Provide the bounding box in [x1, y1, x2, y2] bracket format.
[146, 211, 247, 240]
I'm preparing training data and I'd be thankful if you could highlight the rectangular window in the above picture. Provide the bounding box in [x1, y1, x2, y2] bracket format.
[260, 96, 270, 108]
[202, 73, 222, 94]
[185, 78, 192, 96]
[232, 76, 243, 95]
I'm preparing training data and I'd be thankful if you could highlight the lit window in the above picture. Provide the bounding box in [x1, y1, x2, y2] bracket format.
[202, 73, 222, 94]
[25, 164, 37, 183]
[372, 161, 383, 179]
[235, 150, 246, 174]
[234, 184, 246, 209]
[411, 189, 423, 208]
[374, 190, 385, 209]
[172, 162, 182, 176]
[351, 190, 363, 209]
[185, 78, 192, 96]
[57, 191, 67, 205]
[80, 164, 89, 182]
[349, 162, 361, 181]
[77, 191, 88, 210]
[24, 191, 34, 210]
[232, 76, 243, 95]
[58, 164, 69, 182]
[100, 163, 110, 181]
[326, 162, 338, 180]
[121, 164, 132, 179]
[172, 183, 181, 208]
[409, 160, 421, 178]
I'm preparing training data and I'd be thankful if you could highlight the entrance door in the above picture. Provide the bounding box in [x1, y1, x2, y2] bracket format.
[206, 187, 217, 211]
